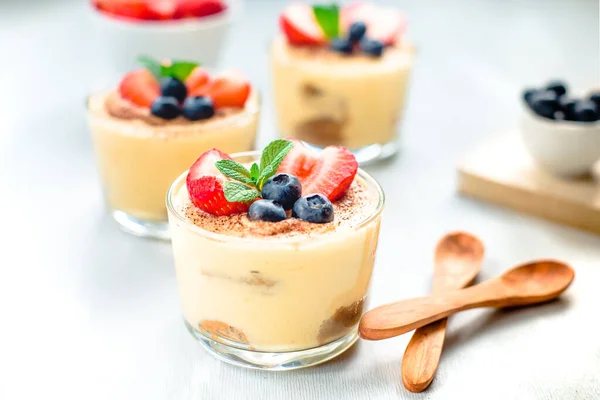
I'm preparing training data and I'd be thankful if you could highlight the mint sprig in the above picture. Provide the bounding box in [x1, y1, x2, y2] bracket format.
[313, 4, 339, 39]
[216, 139, 294, 203]
[136, 55, 199, 82]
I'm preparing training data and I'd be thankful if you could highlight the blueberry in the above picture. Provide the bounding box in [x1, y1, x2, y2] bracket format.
[528, 90, 559, 119]
[247, 200, 287, 222]
[360, 38, 385, 57]
[150, 96, 181, 120]
[523, 88, 537, 105]
[553, 111, 565, 121]
[545, 80, 567, 97]
[292, 194, 334, 224]
[573, 100, 599, 122]
[589, 92, 600, 108]
[261, 173, 302, 210]
[348, 21, 367, 43]
[161, 77, 187, 103]
[558, 96, 576, 119]
[330, 37, 353, 55]
[182, 96, 215, 121]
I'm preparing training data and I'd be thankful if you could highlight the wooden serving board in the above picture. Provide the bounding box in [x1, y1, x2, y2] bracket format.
[457, 134, 600, 234]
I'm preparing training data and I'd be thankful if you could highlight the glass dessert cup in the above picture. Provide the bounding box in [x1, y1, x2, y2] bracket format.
[87, 94, 259, 240]
[166, 151, 384, 370]
[270, 36, 414, 165]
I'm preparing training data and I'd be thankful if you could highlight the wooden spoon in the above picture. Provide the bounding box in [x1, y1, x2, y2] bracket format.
[401, 232, 484, 393]
[359, 260, 574, 341]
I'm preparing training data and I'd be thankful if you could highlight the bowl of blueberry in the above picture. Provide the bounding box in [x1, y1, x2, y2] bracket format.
[521, 80, 600, 177]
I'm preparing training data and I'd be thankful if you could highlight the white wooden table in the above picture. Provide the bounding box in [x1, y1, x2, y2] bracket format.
[1, 0, 599, 399]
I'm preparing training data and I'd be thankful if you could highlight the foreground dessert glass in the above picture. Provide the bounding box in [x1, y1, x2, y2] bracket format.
[87, 92, 259, 239]
[167, 151, 384, 370]
[270, 38, 414, 165]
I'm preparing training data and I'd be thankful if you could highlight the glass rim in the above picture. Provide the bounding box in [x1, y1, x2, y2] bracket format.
[166, 151, 385, 244]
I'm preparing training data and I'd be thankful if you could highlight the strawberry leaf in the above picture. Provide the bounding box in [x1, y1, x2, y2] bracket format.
[216, 160, 254, 186]
[313, 4, 339, 39]
[223, 182, 261, 203]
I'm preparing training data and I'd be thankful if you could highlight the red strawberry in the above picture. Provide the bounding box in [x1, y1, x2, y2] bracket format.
[191, 73, 251, 109]
[185, 67, 211, 93]
[278, 141, 358, 201]
[187, 176, 250, 216]
[186, 149, 250, 216]
[175, 0, 227, 19]
[276, 139, 318, 181]
[340, 2, 406, 45]
[280, 3, 326, 46]
[147, 0, 176, 20]
[94, 0, 153, 20]
[118, 69, 160, 108]
[301, 146, 358, 201]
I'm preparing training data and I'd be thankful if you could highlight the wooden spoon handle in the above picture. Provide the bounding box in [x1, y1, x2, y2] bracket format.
[401, 318, 448, 392]
[359, 280, 507, 340]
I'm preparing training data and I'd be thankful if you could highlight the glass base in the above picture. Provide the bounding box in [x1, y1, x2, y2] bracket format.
[303, 140, 398, 166]
[111, 209, 170, 240]
[185, 320, 359, 371]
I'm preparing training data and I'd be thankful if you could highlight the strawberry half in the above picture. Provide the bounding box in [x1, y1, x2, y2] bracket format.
[94, 0, 166, 20]
[280, 3, 326, 46]
[277, 139, 318, 181]
[175, 0, 227, 19]
[185, 67, 211, 93]
[190, 73, 250, 109]
[340, 2, 406, 46]
[118, 68, 160, 108]
[186, 149, 250, 216]
[278, 141, 358, 201]
[302, 146, 358, 201]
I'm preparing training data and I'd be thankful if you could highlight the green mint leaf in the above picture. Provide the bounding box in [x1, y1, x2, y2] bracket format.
[215, 160, 254, 186]
[161, 60, 199, 81]
[312, 4, 339, 39]
[137, 55, 162, 80]
[257, 139, 294, 190]
[250, 163, 260, 182]
[223, 182, 261, 203]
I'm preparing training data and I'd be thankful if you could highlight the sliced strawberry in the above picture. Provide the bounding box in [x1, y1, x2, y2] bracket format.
[147, 0, 176, 20]
[118, 69, 160, 108]
[94, 0, 156, 20]
[175, 0, 227, 19]
[277, 140, 318, 181]
[301, 146, 358, 201]
[186, 149, 250, 216]
[340, 2, 406, 45]
[280, 3, 326, 46]
[191, 74, 251, 109]
[187, 176, 249, 216]
[185, 67, 211, 93]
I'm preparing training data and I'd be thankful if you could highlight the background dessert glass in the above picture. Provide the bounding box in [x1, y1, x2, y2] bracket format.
[167, 151, 385, 370]
[270, 37, 414, 165]
[87, 95, 259, 240]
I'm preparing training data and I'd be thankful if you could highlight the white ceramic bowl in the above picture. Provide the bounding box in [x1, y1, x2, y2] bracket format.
[89, 0, 243, 74]
[520, 99, 600, 177]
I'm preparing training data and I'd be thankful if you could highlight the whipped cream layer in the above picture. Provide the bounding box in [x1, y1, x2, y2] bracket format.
[171, 177, 379, 239]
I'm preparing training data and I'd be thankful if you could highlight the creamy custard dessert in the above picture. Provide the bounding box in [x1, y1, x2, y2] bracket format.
[271, 2, 414, 163]
[87, 57, 258, 238]
[167, 139, 384, 368]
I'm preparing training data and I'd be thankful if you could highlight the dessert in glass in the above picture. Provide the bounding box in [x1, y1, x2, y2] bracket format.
[87, 57, 259, 239]
[90, 0, 242, 72]
[167, 139, 384, 370]
[271, 2, 414, 164]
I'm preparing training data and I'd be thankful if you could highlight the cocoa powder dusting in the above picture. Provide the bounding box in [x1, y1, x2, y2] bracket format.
[181, 178, 377, 239]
